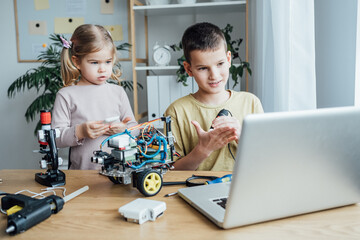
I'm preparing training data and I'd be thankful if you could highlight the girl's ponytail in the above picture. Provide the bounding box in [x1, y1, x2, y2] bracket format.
[60, 47, 79, 87]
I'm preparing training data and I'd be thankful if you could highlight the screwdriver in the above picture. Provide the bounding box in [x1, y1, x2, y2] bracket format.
[2, 186, 89, 235]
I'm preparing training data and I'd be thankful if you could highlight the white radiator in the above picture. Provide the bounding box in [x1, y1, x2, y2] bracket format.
[147, 75, 196, 128]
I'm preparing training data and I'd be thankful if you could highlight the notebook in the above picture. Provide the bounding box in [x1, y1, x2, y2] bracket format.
[178, 106, 360, 229]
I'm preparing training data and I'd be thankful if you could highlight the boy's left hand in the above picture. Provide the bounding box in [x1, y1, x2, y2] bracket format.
[105, 117, 131, 135]
[211, 116, 241, 143]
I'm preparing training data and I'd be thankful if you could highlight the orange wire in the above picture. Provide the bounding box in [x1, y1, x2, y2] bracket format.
[128, 118, 161, 131]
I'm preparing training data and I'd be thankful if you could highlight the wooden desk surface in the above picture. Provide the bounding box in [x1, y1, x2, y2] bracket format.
[1, 169, 360, 239]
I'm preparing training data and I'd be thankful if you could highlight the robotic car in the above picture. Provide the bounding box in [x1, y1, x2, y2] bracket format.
[92, 116, 175, 197]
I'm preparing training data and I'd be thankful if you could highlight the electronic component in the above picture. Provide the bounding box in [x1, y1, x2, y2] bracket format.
[103, 116, 120, 124]
[118, 198, 166, 224]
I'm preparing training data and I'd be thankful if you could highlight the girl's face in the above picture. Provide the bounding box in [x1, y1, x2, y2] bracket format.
[73, 45, 114, 85]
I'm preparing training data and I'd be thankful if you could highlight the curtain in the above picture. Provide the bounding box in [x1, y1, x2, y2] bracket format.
[249, 0, 317, 112]
[355, 0, 360, 106]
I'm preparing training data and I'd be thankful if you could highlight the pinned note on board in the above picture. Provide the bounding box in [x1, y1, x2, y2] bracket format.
[66, 0, 86, 15]
[34, 0, 49, 10]
[15, 0, 129, 62]
[28, 21, 47, 35]
[101, 0, 114, 14]
[105, 25, 123, 41]
[54, 17, 84, 34]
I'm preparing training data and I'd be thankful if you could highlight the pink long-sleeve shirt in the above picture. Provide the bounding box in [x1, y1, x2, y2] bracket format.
[51, 83, 137, 169]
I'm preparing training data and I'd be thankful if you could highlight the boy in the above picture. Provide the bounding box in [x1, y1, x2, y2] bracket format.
[164, 22, 263, 171]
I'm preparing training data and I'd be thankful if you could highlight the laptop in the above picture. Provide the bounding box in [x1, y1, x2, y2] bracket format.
[178, 106, 360, 229]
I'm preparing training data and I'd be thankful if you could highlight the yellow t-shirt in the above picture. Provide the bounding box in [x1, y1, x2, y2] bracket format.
[164, 90, 264, 171]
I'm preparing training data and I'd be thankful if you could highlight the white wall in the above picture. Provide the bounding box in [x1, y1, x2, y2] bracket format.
[0, 0, 42, 169]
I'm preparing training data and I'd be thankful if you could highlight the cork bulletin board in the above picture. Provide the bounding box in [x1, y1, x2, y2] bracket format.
[14, 0, 130, 62]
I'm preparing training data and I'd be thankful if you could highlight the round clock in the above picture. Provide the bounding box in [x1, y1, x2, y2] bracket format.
[153, 44, 171, 66]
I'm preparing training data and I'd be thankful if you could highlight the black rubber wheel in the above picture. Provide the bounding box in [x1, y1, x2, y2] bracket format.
[136, 169, 163, 197]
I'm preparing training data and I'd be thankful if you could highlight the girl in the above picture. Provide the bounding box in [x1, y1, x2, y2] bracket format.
[52, 24, 137, 170]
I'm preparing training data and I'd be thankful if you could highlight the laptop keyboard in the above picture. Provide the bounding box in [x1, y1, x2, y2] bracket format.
[212, 197, 228, 209]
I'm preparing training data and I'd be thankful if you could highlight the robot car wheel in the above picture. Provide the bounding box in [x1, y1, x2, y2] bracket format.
[136, 169, 163, 197]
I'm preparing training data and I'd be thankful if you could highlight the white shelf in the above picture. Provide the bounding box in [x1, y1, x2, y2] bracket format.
[135, 65, 180, 71]
[134, 1, 246, 16]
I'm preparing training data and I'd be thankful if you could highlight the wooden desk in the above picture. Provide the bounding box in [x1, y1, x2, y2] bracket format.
[1, 170, 360, 239]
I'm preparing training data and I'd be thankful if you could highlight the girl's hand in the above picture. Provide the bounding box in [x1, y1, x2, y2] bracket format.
[105, 117, 131, 135]
[76, 121, 109, 140]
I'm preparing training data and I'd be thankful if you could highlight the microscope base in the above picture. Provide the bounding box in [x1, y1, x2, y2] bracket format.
[35, 170, 66, 187]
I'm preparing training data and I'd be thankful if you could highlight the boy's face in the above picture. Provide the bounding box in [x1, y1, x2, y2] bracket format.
[183, 44, 231, 96]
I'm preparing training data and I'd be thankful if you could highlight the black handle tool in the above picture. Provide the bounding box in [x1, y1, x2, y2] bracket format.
[2, 186, 88, 235]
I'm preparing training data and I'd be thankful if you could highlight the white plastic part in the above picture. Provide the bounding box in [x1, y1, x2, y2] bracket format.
[118, 198, 166, 224]
[55, 129, 60, 138]
[58, 157, 63, 166]
[109, 134, 135, 148]
[41, 125, 51, 130]
[37, 129, 60, 142]
[63, 186, 89, 203]
[37, 130, 45, 142]
[96, 157, 104, 164]
[40, 160, 47, 169]
[103, 116, 120, 124]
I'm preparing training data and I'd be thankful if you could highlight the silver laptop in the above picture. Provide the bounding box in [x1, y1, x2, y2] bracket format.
[178, 106, 360, 229]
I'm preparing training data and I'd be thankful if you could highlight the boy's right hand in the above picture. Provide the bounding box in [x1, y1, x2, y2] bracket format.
[191, 120, 238, 158]
[172, 121, 238, 171]
[76, 121, 109, 140]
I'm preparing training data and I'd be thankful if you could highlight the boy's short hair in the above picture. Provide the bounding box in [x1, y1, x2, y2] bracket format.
[181, 22, 227, 63]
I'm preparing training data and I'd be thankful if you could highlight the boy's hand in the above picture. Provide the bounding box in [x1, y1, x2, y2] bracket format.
[211, 116, 241, 143]
[105, 117, 131, 135]
[192, 120, 238, 158]
[76, 121, 109, 140]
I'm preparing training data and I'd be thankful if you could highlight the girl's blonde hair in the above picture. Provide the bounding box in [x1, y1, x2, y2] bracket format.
[60, 24, 121, 87]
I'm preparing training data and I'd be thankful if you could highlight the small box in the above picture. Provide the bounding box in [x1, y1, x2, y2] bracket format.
[118, 198, 166, 224]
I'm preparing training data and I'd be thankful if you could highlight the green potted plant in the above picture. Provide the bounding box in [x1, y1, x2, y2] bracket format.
[7, 34, 140, 134]
[170, 24, 251, 88]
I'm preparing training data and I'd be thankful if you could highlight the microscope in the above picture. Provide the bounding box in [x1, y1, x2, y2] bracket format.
[35, 110, 65, 187]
